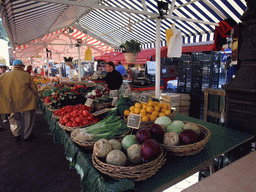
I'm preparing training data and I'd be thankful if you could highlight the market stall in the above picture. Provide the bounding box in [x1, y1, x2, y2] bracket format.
[37, 79, 254, 191]
[39, 102, 253, 192]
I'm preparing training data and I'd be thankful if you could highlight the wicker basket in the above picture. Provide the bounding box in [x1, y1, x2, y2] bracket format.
[124, 53, 138, 64]
[52, 113, 61, 119]
[124, 109, 175, 129]
[161, 122, 211, 156]
[92, 148, 166, 181]
[47, 107, 58, 112]
[71, 129, 131, 149]
[58, 121, 95, 132]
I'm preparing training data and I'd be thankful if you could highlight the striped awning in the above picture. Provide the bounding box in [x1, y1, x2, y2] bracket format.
[0, 0, 247, 59]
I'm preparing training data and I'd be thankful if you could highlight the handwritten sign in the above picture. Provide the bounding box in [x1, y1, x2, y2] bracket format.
[92, 108, 111, 116]
[109, 90, 119, 98]
[124, 89, 130, 98]
[85, 98, 94, 107]
[139, 93, 151, 104]
[127, 114, 141, 129]
[96, 85, 105, 92]
[112, 97, 118, 106]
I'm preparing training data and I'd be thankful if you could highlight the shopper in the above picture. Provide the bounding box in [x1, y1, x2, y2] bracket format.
[26, 65, 36, 76]
[0, 63, 8, 131]
[105, 61, 123, 90]
[116, 61, 126, 76]
[0, 60, 38, 141]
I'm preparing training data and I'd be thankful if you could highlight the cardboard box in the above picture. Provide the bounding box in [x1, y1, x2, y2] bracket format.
[161, 93, 190, 102]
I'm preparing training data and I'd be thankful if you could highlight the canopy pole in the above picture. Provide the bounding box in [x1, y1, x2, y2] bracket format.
[58, 53, 62, 83]
[155, 18, 161, 99]
[78, 45, 82, 81]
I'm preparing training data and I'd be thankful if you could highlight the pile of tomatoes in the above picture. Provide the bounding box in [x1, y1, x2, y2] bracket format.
[55, 104, 100, 127]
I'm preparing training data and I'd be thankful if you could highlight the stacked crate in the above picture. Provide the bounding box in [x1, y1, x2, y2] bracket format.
[160, 93, 191, 116]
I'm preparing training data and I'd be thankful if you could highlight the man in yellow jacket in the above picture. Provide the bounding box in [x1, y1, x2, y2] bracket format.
[0, 60, 38, 141]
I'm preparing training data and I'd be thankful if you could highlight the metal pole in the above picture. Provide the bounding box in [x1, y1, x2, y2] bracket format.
[78, 45, 81, 81]
[58, 53, 62, 82]
[155, 18, 161, 99]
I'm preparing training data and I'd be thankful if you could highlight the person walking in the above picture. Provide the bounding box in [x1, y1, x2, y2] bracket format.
[105, 61, 123, 90]
[116, 61, 126, 77]
[0, 60, 38, 141]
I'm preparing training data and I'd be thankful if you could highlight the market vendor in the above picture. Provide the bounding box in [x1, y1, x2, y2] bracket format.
[105, 61, 123, 90]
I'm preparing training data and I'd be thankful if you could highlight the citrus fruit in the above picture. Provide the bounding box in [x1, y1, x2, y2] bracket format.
[149, 114, 157, 121]
[142, 104, 147, 109]
[141, 108, 147, 113]
[134, 107, 141, 114]
[129, 106, 135, 111]
[159, 112, 165, 117]
[124, 110, 130, 116]
[141, 115, 149, 122]
[154, 105, 160, 112]
[164, 109, 171, 116]
[146, 106, 154, 113]
[140, 112, 147, 117]
[147, 101, 154, 107]
[135, 102, 142, 108]
[152, 110, 159, 117]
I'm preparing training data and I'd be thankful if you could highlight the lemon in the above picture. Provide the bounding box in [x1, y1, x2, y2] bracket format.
[141, 115, 149, 122]
[140, 112, 147, 117]
[159, 112, 166, 117]
[142, 104, 147, 109]
[162, 103, 169, 109]
[161, 108, 166, 112]
[135, 102, 142, 108]
[129, 106, 135, 111]
[158, 103, 163, 108]
[141, 108, 147, 113]
[124, 110, 130, 116]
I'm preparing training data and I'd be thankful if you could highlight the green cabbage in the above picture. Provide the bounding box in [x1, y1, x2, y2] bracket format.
[155, 116, 172, 127]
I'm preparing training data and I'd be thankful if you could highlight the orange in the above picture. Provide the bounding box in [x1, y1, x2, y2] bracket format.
[161, 107, 166, 112]
[141, 108, 147, 113]
[141, 115, 149, 122]
[158, 103, 163, 108]
[147, 100, 154, 107]
[140, 112, 147, 117]
[146, 106, 154, 113]
[134, 107, 141, 114]
[149, 114, 157, 121]
[124, 110, 130, 116]
[164, 109, 171, 116]
[162, 103, 169, 109]
[154, 105, 160, 112]
[152, 110, 159, 117]
[159, 112, 166, 117]
[142, 104, 147, 109]
[129, 106, 135, 111]
[135, 102, 142, 108]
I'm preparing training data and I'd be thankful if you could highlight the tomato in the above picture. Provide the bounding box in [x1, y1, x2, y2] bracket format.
[66, 122, 72, 127]
[63, 118, 69, 124]
[87, 115, 94, 121]
[75, 117, 82, 123]
[72, 122, 78, 127]
[59, 120, 64, 125]
[66, 114, 71, 119]
[70, 117, 75, 122]
[82, 119, 89, 125]
[83, 110, 89, 117]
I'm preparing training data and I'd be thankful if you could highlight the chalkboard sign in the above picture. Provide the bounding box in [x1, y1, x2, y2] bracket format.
[139, 93, 151, 104]
[92, 108, 111, 116]
[109, 90, 119, 98]
[85, 98, 94, 107]
[112, 97, 118, 106]
[127, 114, 141, 129]
[124, 89, 130, 98]
[96, 85, 105, 92]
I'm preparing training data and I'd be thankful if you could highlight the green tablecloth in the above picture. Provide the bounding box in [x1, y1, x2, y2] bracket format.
[40, 103, 254, 192]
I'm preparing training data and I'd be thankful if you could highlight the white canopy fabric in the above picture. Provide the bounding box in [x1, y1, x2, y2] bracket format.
[0, 0, 246, 62]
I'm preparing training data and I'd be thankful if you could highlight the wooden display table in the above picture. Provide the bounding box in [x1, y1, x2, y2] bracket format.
[183, 150, 256, 192]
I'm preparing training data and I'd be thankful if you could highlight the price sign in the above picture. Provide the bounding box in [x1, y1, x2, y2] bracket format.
[123, 83, 130, 89]
[127, 114, 141, 129]
[96, 85, 105, 92]
[139, 93, 151, 104]
[124, 89, 130, 98]
[85, 98, 94, 107]
[109, 90, 119, 98]
[112, 97, 118, 106]
[92, 108, 111, 116]
[85, 80, 97, 87]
